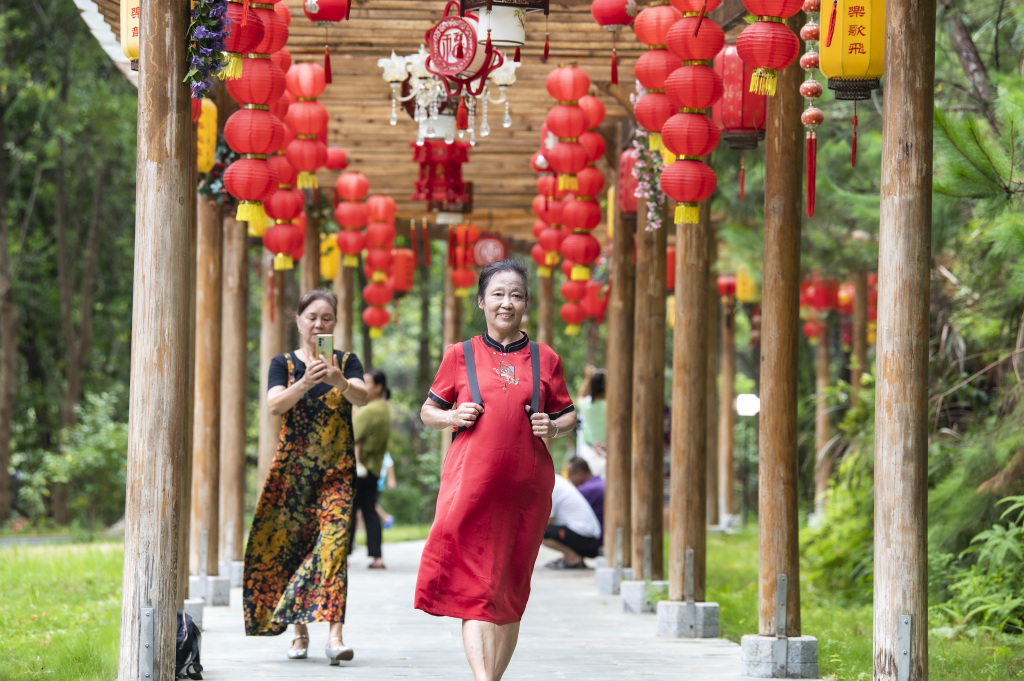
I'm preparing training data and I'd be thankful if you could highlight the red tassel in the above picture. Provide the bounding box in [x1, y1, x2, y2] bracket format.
[851, 102, 858, 168]
[611, 35, 618, 85]
[693, 0, 707, 37]
[241, 0, 250, 26]
[343, 0, 351, 20]
[324, 44, 332, 84]
[485, 31, 493, 61]
[423, 224, 431, 267]
[456, 41, 464, 60]
[825, 0, 837, 47]
[806, 132, 817, 218]
[456, 97, 469, 130]
[740, 156, 745, 201]
[514, 46, 521, 63]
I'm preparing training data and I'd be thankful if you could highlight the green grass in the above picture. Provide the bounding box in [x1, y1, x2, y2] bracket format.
[0, 542, 122, 681]
[702, 526, 1024, 680]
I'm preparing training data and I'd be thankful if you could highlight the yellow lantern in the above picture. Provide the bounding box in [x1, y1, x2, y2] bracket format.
[735, 267, 761, 304]
[819, 0, 885, 100]
[120, 0, 140, 64]
[320, 236, 340, 282]
[196, 99, 218, 174]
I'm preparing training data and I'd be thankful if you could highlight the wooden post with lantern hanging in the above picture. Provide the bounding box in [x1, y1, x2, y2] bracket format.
[118, 0, 192, 676]
[705, 228, 720, 529]
[739, 13, 819, 678]
[258, 250, 285, 488]
[630, 200, 666, 581]
[603, 130, 637, 568]
[874, 0, 934, 674]
[219, 216, 248, 567]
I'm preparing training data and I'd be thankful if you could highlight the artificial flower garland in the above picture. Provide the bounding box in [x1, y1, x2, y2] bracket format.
[185, 0, 229, 98]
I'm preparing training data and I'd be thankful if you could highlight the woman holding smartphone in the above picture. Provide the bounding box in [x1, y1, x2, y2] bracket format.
[243, 290, 368, 666]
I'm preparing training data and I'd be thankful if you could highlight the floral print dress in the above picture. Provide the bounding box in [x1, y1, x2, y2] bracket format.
[243, 350, 364, 636]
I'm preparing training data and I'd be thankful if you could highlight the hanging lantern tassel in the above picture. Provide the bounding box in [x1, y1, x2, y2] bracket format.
[611, 34, 619, 85]
[851, 102, 858, 168]
[237, 200, 267, 224]
[675, 203, 700, 225]
[740, 156, 745, 201]
[514, 46, 521, 63]
[543, 15, 550, 62]
[826, 0, 837, 47]
[241, 0, 251, 26]
[750, 68, 779, 96]
[693, 0, 708, 37]
[484, 29, 493, 61]
[456, 40, 465, 60]
[456, 97, 469, 130]
[324, 33, 333, 84]
[806, 130, 817, 218]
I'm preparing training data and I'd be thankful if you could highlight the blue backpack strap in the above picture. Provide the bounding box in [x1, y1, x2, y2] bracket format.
[529, 341, 540, 416]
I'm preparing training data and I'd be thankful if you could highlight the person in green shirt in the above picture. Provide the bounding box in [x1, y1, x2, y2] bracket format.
[576, 368, 607, 478]
[351, 369, 393, 569]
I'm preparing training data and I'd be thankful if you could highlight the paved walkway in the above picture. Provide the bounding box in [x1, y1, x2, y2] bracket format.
[201, 541, 754, 680]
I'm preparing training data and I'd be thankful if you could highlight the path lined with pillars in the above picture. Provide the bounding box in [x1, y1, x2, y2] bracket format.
[198, 540, 776, 680]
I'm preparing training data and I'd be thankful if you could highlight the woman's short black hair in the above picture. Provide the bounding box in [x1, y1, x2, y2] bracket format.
[590, 370, 606, 399]
[296, 289, 338, 316]
[476, 258, 530, 303]
[366, 368, 391, 400]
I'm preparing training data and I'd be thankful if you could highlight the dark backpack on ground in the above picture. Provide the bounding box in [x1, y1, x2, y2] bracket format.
[176, 610, 203, 680]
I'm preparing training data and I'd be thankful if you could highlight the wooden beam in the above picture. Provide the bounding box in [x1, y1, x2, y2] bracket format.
[118, 0, 191, 675]
[630, 202, 666, 579]
[190, 197, 223, 575]
[219, 218, 248, 565]
[756, 14, 805, 638]
[709, 0, 751, 32]
[874, 0, 935, 674]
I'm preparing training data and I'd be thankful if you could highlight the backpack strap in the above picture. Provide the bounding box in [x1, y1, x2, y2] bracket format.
[529, 341, 540, 416]
[462, 339, 483, 406]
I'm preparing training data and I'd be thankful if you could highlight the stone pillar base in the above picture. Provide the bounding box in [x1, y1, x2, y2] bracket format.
[207, 575, 231, 606]
[620, 580, 668, 614]
[656, 600, 720, 638]
[188, 575, 206, 601]
[596, 566, 633, 595]
[740, 634, 819, 678]
[183, 598, 204, 631]
[595, 556, 608, 569]
[220, 560, 244, 588]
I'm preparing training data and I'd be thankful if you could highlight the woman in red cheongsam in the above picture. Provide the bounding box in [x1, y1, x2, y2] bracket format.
[416, 258, 576, 681]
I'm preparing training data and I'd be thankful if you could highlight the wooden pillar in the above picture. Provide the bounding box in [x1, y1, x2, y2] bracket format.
[301, 193, 320, 294]
[538, 273, 555, 348]
[334, 265, 354, 352]
[813, 336, 831, 515]
[630, 204, 666, 578]
[851, 269, 868, 403]
[189, 198, 222, 575]
[258, 254, 285, 489]
[874, 0, 935, 675]
[756, 15, 804, 637]
[605, 206, 636, 566]
[219, 217, 248, 564]
[669, 204, 710, 601]
[718, 294, 736, 520]
[118, 0, 191, 674]
[440, 263, 463, 462]
[705, 230, 720, 528]
[178, 154, 198, 606]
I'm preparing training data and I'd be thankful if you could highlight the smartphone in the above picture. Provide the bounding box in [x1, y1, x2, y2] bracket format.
[316, 334, 334, 362]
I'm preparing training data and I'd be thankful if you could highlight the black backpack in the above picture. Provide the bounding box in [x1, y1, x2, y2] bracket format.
[176, 610, 203, 680]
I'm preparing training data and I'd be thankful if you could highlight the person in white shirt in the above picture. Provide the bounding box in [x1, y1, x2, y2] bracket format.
[542, 474, 602, 569]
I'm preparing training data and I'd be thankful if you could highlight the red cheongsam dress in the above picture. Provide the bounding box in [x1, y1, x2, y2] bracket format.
[414, 333, 574, 624]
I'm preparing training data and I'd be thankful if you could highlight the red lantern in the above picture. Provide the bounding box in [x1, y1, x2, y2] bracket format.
[334, 201, 368, 230]
[531, 150, 550, 173]
[391, 248, 415, 293]
[713, 45, 767, 199]
[366, 195, 398, 223]
[539, 227, 566, 255]
[451, 267, 477, 296]
[363, 283, 393, 307]
[633, 4, 681, 46]
[263, 222, 304, 270]
[284, 100, 329, 138]
[545, 65, 590, 102]
[285, 137, 327, 189]
[560, 232, 601, 281]
[271, 47, 292, 73]
[666, 16, 724, 62]
[303, 0, 351, 23]
[735, 0, 802, 96]
[665, 65, 724, 111]
[546, 142, 588, 192]
[579, 131, 606, 166]
[717, 274, 737, 298]
[286, 62, 327, 100]
[336, 172, 370, 201]
[591, 0, 638, 84]
[561, 278, 588, 303]
[563, 199, 602, 231]
[537, 174, 566, 201]
[224, 108, 285, 156]
[224, 157, 277, 223]
[635, 50, 681, 91]
[661, 113, 721, 158]
[633, 93, 675, 149]
[365, 221, 396, 248]
[264, 187, 304, 223]
[532, 194, 563, 226]
[325, 147, 348, 170]
[227, 58, 287, 107]
[560, 303, 587, 335]
[532, 220, 547, 240]
[253, 4, 288, 55]
[223, 2, 265, 79]
[531, 244, 553, 276]
[576, 167, 605, 198]
[362, 305, 391, 339]
[582, 280, 610, 323]
[269, 154, 297, 188]
[578, 94, 606, 130]
[660, 159, 716, 224]
[336, 230, 367, 263]
[546, 105, 588, 140]
[617, 148, 638, 214]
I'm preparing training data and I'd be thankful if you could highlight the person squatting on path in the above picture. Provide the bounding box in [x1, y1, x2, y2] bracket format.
[416, 258, 577, 681]
[242, 290, 369, 666]
[543, 473, 602, 570]
[349, 368, 393, 569]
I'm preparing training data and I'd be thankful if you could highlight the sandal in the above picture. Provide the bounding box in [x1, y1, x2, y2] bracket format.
[325, 636, 354, 666]
[287, 634, 309, 660]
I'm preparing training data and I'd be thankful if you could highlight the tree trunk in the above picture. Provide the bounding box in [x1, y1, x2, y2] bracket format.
[813, 334, 832, 516]
[669, 202, 710, 602]
[0, 112, 15, 523]
[947, 11, 998, 131]
[757, 15, 804, 637]
[604, 196, 636, 567]
[258, 258, 285, 489]
[179, 161, 198, 605]
[440, 262, 463, 464]
[874, 0, 935, 675]
[538, 273, 555, 348]
[190, 198, 222, 576]
[718, 295, 736, 520]
[301, 192, 320, 294]
[416, 257, 433, 400]
[334, 265, 354, 353]
[851, 269, 868, 404]
[357, 258, 373, 368]
[118, 0, 192, 673]
[706, 230, 720, 528]
[220, 217, 248, 564]
[631, 202, 666, 579]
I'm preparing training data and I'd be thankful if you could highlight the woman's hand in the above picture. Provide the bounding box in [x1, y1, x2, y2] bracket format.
[529, 408, 558, 438]
[322, 353, 348, 391]
[449, 402, 484, 429]
[300, 355, 330, 390]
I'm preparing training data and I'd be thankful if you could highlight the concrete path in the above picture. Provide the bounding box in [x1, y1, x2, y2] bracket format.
[200, 541, 754, 680]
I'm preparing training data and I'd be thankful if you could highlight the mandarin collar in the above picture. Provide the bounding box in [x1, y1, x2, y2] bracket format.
[482, 332, 529, 353]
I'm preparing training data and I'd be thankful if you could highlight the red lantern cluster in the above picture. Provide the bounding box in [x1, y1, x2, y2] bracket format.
[222, 1, 265, 80]
[736, 0, 802, 96]
[285, 62, 329, 189]
[545, 65, 591, 193]
[799, 0, 823, 218]
[617, 147, 639, 214]
[560, 277, 587, 335]
[590, 0, 638, 84]
[532, 175, 566, 278]
[412, 140, 471, 205]
[582, 280, 610, 324]
[362, 194, 397, 339]
[799, 273, 838, 344]
[449, 224, 480, 297]
[335, 172, 370, 268]
[632, 3, 681, 155]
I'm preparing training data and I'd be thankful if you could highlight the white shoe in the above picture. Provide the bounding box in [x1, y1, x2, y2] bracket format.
[325, 637, 354, 665]
[287, 634, 308, 660]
